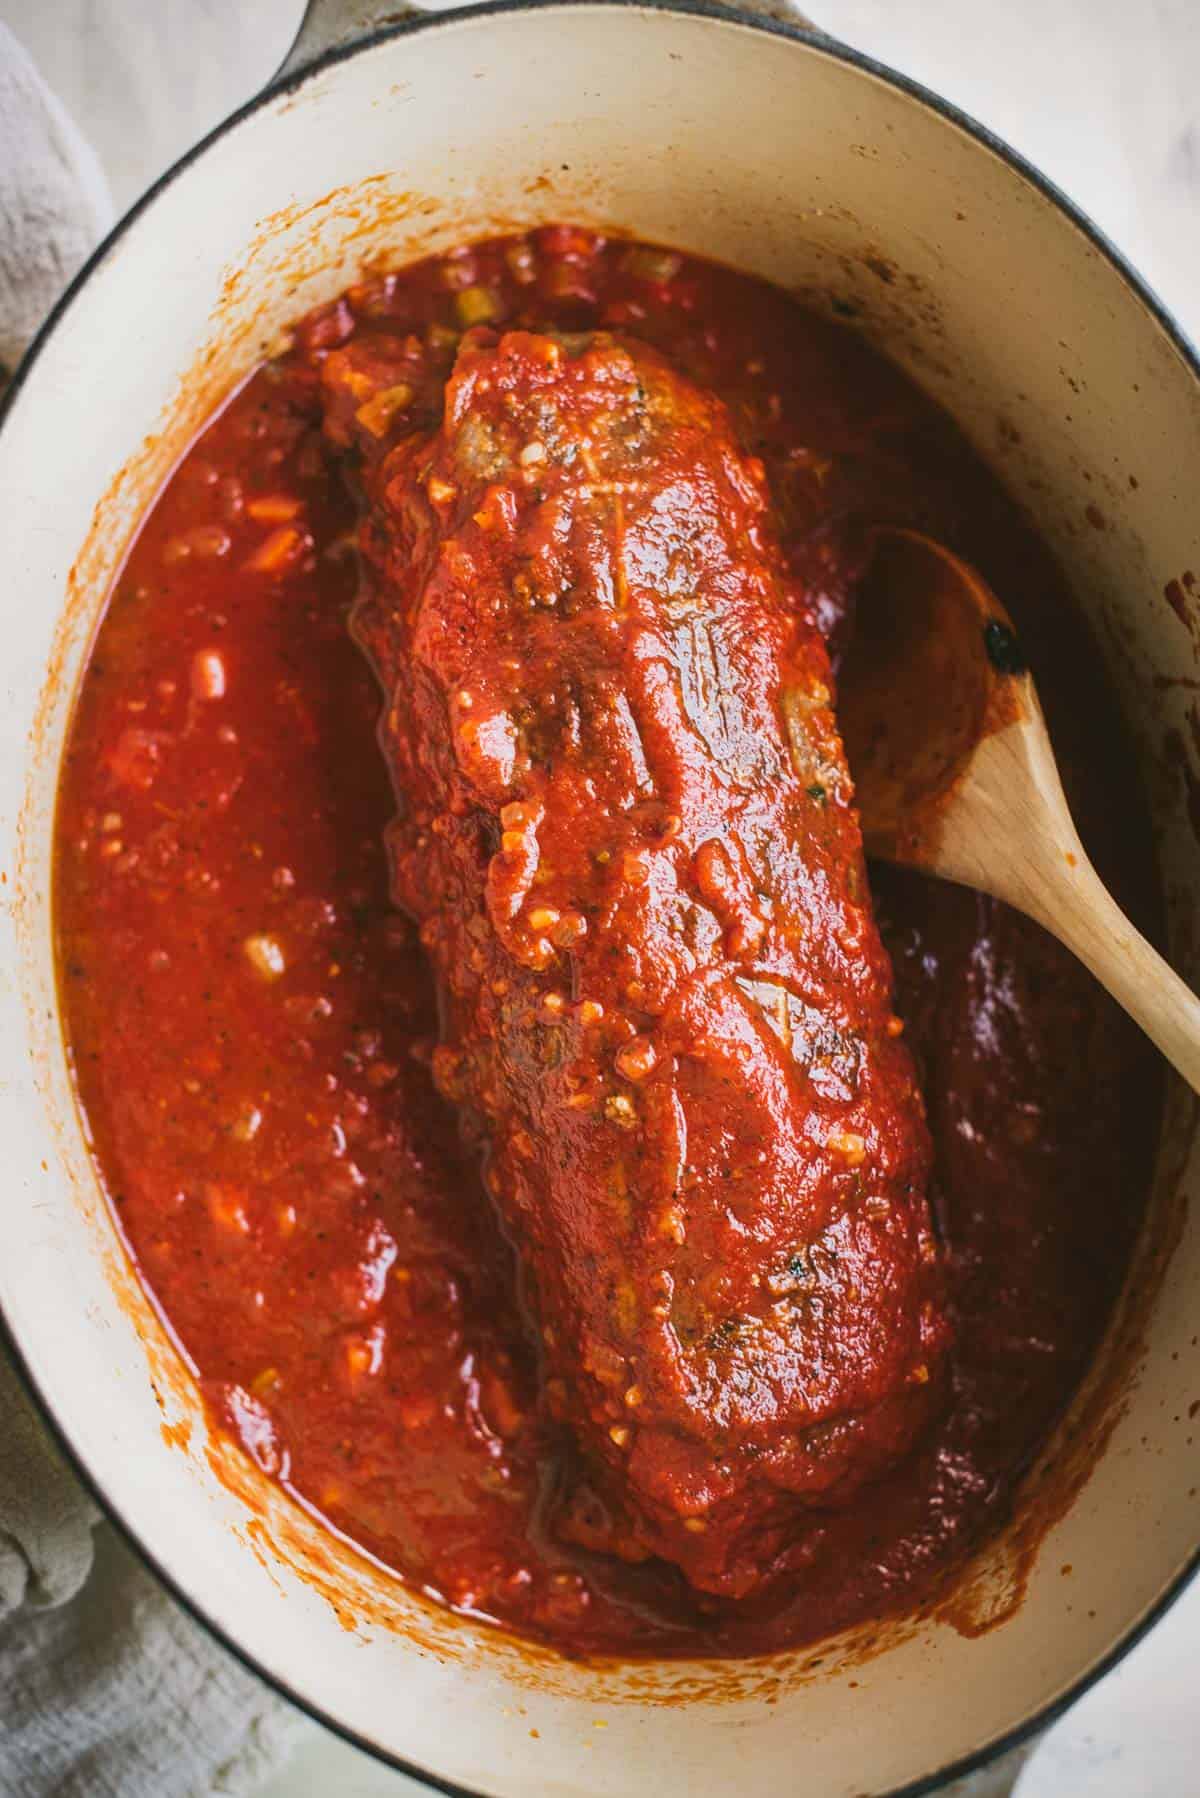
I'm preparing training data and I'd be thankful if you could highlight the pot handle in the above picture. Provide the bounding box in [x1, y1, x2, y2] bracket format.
[279, 1, 424, 80]
[279, 0, 823, 83]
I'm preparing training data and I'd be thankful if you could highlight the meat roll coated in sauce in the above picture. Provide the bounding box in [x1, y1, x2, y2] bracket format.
[326, 326, 950, 1600]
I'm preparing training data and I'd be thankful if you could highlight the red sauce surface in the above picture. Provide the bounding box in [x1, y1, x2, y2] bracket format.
[55, 230, 1162, 1658]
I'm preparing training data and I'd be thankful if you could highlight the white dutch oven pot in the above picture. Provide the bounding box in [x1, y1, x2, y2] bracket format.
[1, 4, 1198, 1793]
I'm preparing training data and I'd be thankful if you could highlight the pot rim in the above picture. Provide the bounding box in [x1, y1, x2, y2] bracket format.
[2, 4, 1198, 1793]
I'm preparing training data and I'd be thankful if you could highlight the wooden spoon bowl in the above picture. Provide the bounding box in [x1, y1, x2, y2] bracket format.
[839, 526, 1200, 1093]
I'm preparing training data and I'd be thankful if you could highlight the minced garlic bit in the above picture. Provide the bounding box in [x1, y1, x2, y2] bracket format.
[608, 1424, 631, 1449]
[191, 649, 227, 701]
[828, 1128, 866, 1166]
[614, 1036, 657, 1082]
[604, 1093, 637, 1129]
[519, 440, 548, 466]
[552, 910, 587, 946]
[657, 1205, 686, 1245]
[243, 932, 286, 979]
[231, 1104, 263, 1143]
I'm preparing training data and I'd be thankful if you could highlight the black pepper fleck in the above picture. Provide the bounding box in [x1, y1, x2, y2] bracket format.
[983, 619, 1027, 677]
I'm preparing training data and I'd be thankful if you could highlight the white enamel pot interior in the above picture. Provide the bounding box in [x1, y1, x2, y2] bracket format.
[1, 6, 1199, 1794]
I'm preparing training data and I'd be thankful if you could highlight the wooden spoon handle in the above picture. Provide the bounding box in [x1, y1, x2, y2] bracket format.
[1038, 850, 1200, 1095]
[937, 717, 1200, 1094]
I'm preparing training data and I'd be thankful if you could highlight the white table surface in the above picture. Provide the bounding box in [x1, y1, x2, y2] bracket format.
[3, 2, 1197, 1793]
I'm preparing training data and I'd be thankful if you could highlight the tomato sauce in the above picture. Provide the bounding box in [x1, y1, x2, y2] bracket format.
[54, 229, 1162, 1658]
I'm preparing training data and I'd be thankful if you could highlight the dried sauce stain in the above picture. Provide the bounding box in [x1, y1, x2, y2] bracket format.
[1165, 576, 1196, 638]
[51, 226, 1165, 1674]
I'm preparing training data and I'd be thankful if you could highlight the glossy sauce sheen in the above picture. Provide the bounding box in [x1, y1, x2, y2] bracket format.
[55, 231, 1161, 1658]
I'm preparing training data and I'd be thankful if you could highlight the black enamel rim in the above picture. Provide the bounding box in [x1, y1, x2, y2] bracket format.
[2, 5, 1198, 1794]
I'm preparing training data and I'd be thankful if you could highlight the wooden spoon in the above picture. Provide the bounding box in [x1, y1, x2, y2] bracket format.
[837, 526, 1200, 1092]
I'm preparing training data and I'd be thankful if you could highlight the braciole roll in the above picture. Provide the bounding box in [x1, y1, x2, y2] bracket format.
[325, 326, 950, 1599]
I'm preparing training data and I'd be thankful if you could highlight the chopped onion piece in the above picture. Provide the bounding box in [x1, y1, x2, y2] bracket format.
[244, 933, 286, 979]
[191, 649, 226, 701]
[455, 285, 501, 327]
